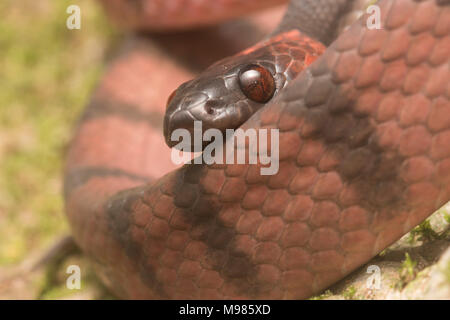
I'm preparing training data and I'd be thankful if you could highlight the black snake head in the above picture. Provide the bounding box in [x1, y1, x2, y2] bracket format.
[163, 44, 290, 150]
[163, 30, 325, 150]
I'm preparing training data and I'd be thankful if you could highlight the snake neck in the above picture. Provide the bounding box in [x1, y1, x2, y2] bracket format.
[273, 0, 356, 45]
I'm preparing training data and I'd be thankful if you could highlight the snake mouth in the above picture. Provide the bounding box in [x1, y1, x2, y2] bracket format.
[164, 91, 204, 146]
[164, 109, 196, 148]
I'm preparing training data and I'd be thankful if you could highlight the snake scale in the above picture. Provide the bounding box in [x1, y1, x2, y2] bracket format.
[64, 0, 450, 299]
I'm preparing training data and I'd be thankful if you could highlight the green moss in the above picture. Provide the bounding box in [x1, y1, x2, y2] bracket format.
[407, 219, 441, 245]
[309, 290, 333, 300]
[443, 212, 450, 225]
[0, 0, 117, 297]
[396, 253, 418, 290]
[342, 286, 358, 300]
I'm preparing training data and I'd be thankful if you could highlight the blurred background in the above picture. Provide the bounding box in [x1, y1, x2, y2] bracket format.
[0, 0, 449, 300]
[0, 0, 117, 298]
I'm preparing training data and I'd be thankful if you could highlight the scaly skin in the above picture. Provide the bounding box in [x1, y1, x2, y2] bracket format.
[163, 30, 326, 146]
[65, 0, 450, 299]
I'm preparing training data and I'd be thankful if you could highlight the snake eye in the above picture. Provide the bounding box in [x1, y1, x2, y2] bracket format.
[166, 89, 177, 108]
[238, 64, 275, 103]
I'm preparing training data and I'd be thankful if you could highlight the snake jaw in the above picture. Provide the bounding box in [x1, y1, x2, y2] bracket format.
[164, 90, 216, 147]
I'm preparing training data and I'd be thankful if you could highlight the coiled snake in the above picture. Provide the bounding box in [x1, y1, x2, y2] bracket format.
[64, 0, 450, 298]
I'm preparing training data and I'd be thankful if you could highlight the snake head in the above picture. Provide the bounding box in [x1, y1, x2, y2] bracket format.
[163, 31, 324, 150]
[163, 50, 287, 149]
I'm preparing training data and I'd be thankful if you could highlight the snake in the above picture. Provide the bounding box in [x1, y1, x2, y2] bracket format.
[64, 0, 450, 299]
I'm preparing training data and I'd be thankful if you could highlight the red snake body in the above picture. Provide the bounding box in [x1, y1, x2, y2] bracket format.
[65, 0, 450, 299]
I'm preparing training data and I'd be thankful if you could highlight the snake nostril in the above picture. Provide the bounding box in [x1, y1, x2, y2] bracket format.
[205, 105, 214, 115]
[205, 100, 220, 115]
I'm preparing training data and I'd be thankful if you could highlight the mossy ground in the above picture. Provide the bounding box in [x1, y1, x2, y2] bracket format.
[0, 0, 117, 298]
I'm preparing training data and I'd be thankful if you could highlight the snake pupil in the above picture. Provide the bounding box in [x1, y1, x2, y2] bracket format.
[238, 64, 276, 103]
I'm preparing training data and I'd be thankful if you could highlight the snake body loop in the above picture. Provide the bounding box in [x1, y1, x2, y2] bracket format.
[65, 0, 450, 299]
